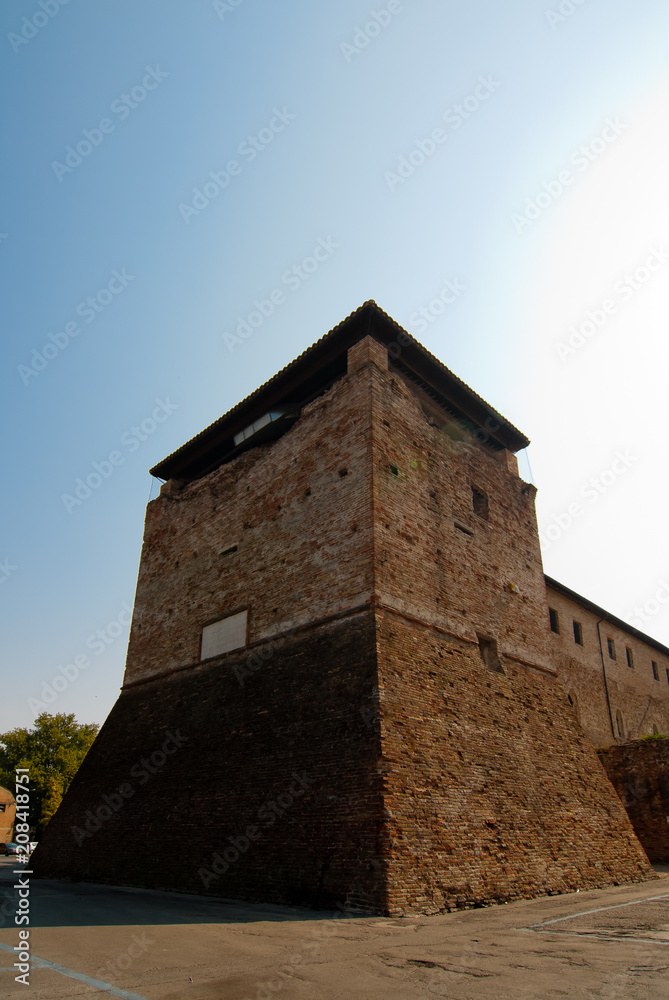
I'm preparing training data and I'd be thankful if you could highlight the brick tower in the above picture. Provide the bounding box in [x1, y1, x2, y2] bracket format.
[33, 302, 652, 914]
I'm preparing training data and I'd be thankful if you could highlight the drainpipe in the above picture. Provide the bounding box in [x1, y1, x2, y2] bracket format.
[596, 619, 617, 741]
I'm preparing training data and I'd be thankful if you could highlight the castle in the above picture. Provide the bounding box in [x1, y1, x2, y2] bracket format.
[33, 302, 668, 913]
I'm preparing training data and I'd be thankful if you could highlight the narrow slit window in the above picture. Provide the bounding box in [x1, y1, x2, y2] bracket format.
[607, 637, 616, 660]
[616, 710, 625, 739]
[472, 487, 489, 521]
[549, 608, 559, 634]
[625, 647, 634, 669]
[652, 661, 659, 681]
[573, 620, 583, 645]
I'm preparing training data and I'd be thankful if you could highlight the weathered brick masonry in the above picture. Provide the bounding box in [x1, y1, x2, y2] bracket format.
[546, 581, 669, 748]
[598, 740, 669, 863]
[33, 302, 655, 912]
[32, 613, 387, 911]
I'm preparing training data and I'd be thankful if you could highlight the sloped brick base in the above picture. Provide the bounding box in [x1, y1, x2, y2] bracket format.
[598, 739, 669, 863]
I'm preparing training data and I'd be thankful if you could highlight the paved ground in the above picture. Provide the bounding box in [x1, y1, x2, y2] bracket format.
[0, 858, 668, 999]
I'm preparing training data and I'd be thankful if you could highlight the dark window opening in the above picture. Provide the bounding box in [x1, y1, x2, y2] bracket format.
[625, 646, 634, 669]
[666, 667, 669, 685]
[0, 804, 5, 813]
[549, 608, 559, 634]
[573, 620, 583, 645]
[616, 710, 625, 739]
[472, 487, 489, 520]
[652, 661, 659, 681]
[477, 634, 503, 673]
[607, 637, 616, 660]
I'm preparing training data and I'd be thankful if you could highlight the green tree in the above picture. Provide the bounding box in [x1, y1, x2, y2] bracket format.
[0, 713, 99, 836]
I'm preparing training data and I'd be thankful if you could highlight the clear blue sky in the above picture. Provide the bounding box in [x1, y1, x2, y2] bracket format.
[2, 0, 669, 732]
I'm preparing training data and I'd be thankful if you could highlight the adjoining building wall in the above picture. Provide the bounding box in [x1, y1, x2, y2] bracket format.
[598, 740, 669, 862]
[0, 787, 16, 843]
[546, 583, 669, 748]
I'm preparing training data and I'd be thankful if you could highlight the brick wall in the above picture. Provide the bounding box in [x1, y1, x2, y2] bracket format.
[33, 331, 657, 913]
[124, 354, 376, 685]
[376, 609, 651, 915]
[598, 740, 669, 862]
[370, 353, 554, 674]
[33, 612, 387, 912]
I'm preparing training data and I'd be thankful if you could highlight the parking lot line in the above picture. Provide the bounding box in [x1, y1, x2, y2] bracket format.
[0, 942, 152, 999]
[524, 892, 669, 929]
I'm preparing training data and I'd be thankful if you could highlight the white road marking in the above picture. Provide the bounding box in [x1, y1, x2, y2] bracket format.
[524, 892, 669, 929]
[0, 941, 152, 999]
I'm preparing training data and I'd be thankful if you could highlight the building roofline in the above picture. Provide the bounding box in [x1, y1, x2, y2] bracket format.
[545, 575, 669, 659]
[150, 301, 530, 481]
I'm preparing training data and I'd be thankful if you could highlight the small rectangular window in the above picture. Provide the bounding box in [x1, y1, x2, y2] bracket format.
[201, 610, 248, 660]
[573, 620, 583, 645]
[0, 804, 5, 813]
[549, 608, 559, 634]
[652, 661, 659, 681]
[607, 637, 616, 660]
[472, 487, 489, 521]
[625, 647, 634, 669]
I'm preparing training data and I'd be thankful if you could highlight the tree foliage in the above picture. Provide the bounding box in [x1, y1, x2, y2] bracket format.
[0, 713, 99, 835]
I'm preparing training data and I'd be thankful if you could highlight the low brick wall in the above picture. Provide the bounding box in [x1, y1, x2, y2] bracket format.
[598, 740, 669, 862]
